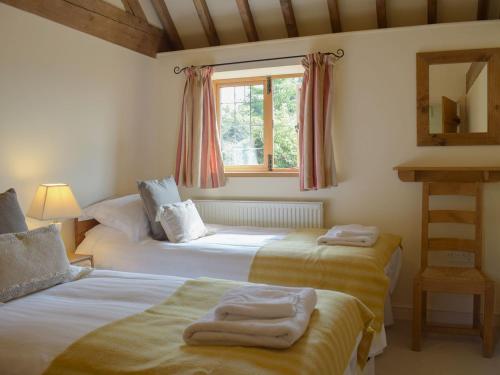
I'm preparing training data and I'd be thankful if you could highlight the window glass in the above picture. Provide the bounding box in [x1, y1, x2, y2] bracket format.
[272, 77, 301, 169]
[220, 84, 264, 166]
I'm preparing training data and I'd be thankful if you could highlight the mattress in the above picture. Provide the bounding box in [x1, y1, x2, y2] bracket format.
[0, 269, 367, 375]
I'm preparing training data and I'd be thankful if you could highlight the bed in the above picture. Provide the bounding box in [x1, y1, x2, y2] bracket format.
[76, 221, 402, 356]
[0, 268, 375, 375]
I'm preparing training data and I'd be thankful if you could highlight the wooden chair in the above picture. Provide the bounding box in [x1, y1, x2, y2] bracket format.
[412, 182, 495, 357]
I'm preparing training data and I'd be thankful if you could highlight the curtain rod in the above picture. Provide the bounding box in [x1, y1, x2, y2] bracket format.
[173, 49, 344, 74]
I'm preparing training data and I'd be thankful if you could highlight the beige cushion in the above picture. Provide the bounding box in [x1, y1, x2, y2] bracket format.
[0, 225, 71, 302]
[158, 200, 207, 243]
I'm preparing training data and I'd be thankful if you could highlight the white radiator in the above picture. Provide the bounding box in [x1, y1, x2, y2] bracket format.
[193, 200, 324, 228]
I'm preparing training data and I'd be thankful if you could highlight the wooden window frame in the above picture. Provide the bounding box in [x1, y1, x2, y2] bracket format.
[214, 73, 302, 176]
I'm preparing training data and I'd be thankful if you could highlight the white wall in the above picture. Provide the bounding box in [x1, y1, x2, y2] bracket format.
[154, 21, 500, 317]
[468, 65, 488, 133]
[429, 62, 469, 104]
[428, 63, 469, 133]
[0, 3, 162, 249]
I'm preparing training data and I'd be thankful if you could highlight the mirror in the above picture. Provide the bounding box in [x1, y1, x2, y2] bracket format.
[417, 48, 500, 146]
[429, 62, 487, 134]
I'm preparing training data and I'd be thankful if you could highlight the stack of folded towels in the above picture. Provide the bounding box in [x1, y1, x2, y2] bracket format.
[317, 224, 380, 247]
[183, 285, 317, 349]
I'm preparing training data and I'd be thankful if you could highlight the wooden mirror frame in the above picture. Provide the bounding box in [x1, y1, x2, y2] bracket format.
[416, 48, 500, 146]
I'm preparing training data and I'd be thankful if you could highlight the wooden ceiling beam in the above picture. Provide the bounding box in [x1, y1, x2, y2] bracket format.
[326, 0, 341, 33]
[376, 0, 387, 28]
[193, 0, 220, 46]
[151, 0, 183, 50]
[235, 0, 258, 42]
[477, 0, 489, 20]
[427, 0, 437, 24]
[121, 0, 146, 21]
[64, 0, 158, 35]
[1, 0, 168, 57]
[279, 0, 298, 37]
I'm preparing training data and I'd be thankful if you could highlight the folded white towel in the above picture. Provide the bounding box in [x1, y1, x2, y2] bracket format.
[317, 237, 377, 247]
[214, 285, 299, 321]
[183, 286, 317, 349]
[335, 224, 379, 238]
[317, 225, 379, 247]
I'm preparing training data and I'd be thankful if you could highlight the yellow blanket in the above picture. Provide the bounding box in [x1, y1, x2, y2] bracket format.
[44, 278, 374, 375]
[249, 230, 402, 332]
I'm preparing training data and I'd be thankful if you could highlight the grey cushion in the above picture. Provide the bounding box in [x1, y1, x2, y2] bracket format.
[137, 177, 181, 240]
[0, 225, 71, 302]
[0, 188, 28, 234]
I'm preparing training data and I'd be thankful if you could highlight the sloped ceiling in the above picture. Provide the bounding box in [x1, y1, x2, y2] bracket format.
[104, 0, 499, 50]
[2, 0, 498, 56]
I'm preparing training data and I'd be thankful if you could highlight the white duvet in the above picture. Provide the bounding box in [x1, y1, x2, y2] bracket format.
[0, 269, 185, 375]
[0, 270, 363, 375]
[77, 224, 291, 280]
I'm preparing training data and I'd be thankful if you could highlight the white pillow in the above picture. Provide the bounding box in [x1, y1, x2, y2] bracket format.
[0, 225, 71, 303]
[82, 194, 150, 241]
[158, 200, 207, 243]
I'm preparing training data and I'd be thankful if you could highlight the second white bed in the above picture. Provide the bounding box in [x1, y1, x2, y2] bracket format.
[77, 224, 401, 295]
[0, 269, 369, 375]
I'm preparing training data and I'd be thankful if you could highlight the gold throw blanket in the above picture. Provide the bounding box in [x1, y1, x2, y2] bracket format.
[44, 278, 374, 375]
[249, 230, 402, 332]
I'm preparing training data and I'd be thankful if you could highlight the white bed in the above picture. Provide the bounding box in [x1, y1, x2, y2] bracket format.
[0, 269, 372, 375]
[77, 224, 402, 293]
[77, 223, 402, 355]
[77, 224, 292, 280]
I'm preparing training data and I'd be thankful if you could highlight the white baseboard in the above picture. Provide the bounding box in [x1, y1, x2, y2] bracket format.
[392, 304, 500, 326]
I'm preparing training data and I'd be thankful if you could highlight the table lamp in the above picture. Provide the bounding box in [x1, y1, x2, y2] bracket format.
[27, 183, 81, 223]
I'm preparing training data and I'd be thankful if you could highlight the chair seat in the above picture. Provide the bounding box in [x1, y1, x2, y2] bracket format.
[417, 266, 490, 294]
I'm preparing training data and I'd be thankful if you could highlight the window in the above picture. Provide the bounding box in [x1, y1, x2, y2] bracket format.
[214, 74, 302, 175]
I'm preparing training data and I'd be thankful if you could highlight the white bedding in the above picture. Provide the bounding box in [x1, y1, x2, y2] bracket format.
[77, 224, 291, 280]
[0, 270, 365, 375]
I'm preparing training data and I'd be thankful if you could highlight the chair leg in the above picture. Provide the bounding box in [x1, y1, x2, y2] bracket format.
[473, 294, 481, 332]
[483, 283, 495, 358]
[412, 278, 423, 351]
[422, 291, 427, 325]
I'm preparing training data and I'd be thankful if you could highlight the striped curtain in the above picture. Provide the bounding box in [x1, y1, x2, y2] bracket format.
[299, 53, 338, 191]
[175, 67, 225, 188]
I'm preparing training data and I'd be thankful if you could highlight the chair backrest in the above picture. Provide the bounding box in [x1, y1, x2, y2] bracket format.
[421, 182, 483, 269]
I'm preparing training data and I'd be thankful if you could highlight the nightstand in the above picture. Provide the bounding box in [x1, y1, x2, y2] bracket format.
[68, 253, 94, 267]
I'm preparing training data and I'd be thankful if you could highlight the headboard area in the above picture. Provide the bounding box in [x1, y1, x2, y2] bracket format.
[73, 199, 324, 248]
[74, 218, 99, 248]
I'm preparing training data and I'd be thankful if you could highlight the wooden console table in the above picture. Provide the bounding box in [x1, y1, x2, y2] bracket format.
[394, 165, 500, 183]
[394, 164, 499, 357]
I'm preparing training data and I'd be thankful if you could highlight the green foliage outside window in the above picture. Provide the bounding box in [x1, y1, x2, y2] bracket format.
[273, 77, 301, 168]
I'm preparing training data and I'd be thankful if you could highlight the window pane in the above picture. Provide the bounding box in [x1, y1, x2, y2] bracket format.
[220, 86, 234, 103]
[272, 77, 301, 169]
[220, 84, 264, 166]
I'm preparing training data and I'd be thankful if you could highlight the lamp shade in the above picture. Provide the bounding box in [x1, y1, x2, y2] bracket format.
[28, 184, 81, 220]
